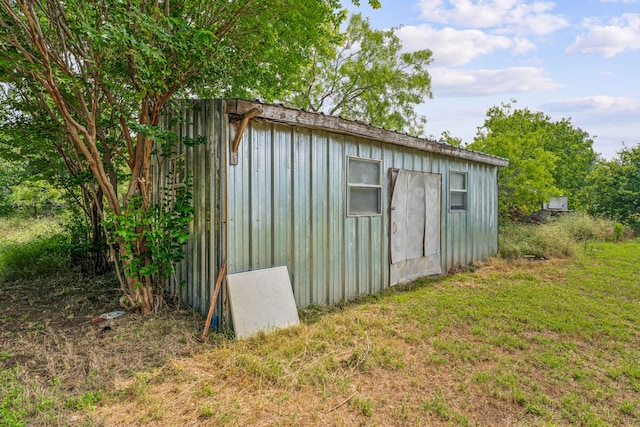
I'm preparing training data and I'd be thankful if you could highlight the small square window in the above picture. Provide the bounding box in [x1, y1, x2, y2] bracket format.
[347, 157, 382, 216]
[450, 171, 467, 211]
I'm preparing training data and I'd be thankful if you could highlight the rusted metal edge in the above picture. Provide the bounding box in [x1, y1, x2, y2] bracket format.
[226, 99, 509, 168]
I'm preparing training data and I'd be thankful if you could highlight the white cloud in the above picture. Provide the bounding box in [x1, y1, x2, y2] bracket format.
[416, 0, 569, 36]
[600, 0, 637, 3]
[511, 37, 537, 54]
[397, 24, 535, 66]
[542, 96, 639, 116]
[566, 13, 640, 57]
[431, 66, 562, 96]
[541, 96, 640, 158]
[515, 10, 570, 36]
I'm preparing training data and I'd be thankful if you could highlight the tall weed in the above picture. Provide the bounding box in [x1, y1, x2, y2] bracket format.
[553, 213, 615, 242]
[499, 213, 626, 260]
[0, 218, 70, 281]
[0, 217, 63, 244]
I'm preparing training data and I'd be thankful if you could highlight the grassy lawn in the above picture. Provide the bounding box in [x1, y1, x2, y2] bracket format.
[0, 217, 67, 282]
[1, 215, 639, 426]
[82, 240, 639, 426]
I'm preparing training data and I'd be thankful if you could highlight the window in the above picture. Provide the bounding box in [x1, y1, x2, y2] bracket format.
[449, 171, 467, 211]
[347, 157, 382, 216]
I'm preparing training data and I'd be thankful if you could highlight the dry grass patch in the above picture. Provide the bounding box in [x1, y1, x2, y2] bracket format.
[0, 271, 210, 425]
[83, 242, 640, 426]
[90, 316, 470, 426]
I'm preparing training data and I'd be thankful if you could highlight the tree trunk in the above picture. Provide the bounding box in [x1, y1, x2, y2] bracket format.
[118, 239, 154, 314]
[91, 188, 110, 274]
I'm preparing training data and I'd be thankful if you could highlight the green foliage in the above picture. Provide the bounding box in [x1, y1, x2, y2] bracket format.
[614, 223, 625, 242]
[440, 130, 464, 147]
[470, 103, 559, 217]
[9, 179, 64, 218]
[0, 84, 111, 274]
[469, 101, 596, 219]
[0, 368, 28, 427]
[65, 0, 348, 102]
[0, 233, 70, 282]
[541, 119, 596, 207]
[419, 390, 469, 425]
[63, 214, 103, 268]
[561, 213, 618, 241]
[109, 173, 193, 286]
[351, 397, 373, 417]
[63, 392, 102, 410]
[0, 90, 77, 216]
[498, 213, 620, 260]
[420, 391, 451, 420]
[0, 159, 23, 217]
[1, 0, 368, 311]
[499, 222, 571, 260]
[0, 217, 76, 281]
[581, 144, 640, 232]
[285, 13, 433, 135]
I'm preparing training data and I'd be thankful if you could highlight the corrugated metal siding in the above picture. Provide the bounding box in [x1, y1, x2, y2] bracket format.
[225, 107, 499, 307]
[440, 159, 499, 271]
[155, 100, 224, 316]
[161, 99, 500, 313]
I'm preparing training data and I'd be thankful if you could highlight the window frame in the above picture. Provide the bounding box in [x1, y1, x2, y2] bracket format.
[346, 156, 383, 217]
[449, 171, 468, 212]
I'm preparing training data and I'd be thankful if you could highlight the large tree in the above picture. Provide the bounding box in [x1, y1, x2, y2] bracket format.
[285, 13, 433, 136]
[0, 0, 364, 313]
[0, 86, 112, 271]
[540, 118, 596, 208]
[469, 102, 596, 219]
[582, 145, 640, 231]
[0, 158, 24, 217]
[469, 103, 559, 219]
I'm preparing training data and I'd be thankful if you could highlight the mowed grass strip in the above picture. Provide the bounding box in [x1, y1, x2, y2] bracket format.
[85, 240, 640, 426]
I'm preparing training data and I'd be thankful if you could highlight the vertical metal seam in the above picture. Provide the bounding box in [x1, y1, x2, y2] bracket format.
[325, 132, 331, 304]
[221, 99, 229, 327]
[208, 100, 217, 318]
[355, 141, 360, 297]
[289, 126, 296, 304]
[270, 123, 275, 267]
[247, 122, 253, 270]
[341, 137, 347, 301]
[308, 129, 314, 305]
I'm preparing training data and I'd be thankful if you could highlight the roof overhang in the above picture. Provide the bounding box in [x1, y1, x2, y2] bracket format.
[226, 99, 509, 168]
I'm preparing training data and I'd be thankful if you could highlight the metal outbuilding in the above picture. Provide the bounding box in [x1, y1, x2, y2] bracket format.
[155, 99, 509, 329]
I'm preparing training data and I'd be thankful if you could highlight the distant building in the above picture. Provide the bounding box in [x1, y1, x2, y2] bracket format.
[541, 196, 571, 219]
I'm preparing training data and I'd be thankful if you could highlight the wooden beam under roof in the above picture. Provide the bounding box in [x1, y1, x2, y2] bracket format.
[226, 98, 509, 168]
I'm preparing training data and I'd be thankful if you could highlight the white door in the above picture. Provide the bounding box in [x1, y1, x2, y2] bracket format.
[390, 170, 442, 285]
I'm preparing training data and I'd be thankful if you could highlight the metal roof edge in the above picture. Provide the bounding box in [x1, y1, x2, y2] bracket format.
[224, 98, 509, 168]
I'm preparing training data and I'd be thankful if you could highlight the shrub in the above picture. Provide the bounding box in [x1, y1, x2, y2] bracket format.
[552, 213, 615, 242]
[614, 223, 625, 242]
[499, 222, 572, 259]
[499, 213, 624, 260]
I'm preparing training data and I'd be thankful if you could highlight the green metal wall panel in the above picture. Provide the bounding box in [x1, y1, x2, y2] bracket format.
[163, 100, 502, 312]
[224, 116, 500, 305]
[155, 100, 224, 317]
[327, 134, 345, 304]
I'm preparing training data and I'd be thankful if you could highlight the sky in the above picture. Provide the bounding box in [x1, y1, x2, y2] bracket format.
[350, 0, 639, 159]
